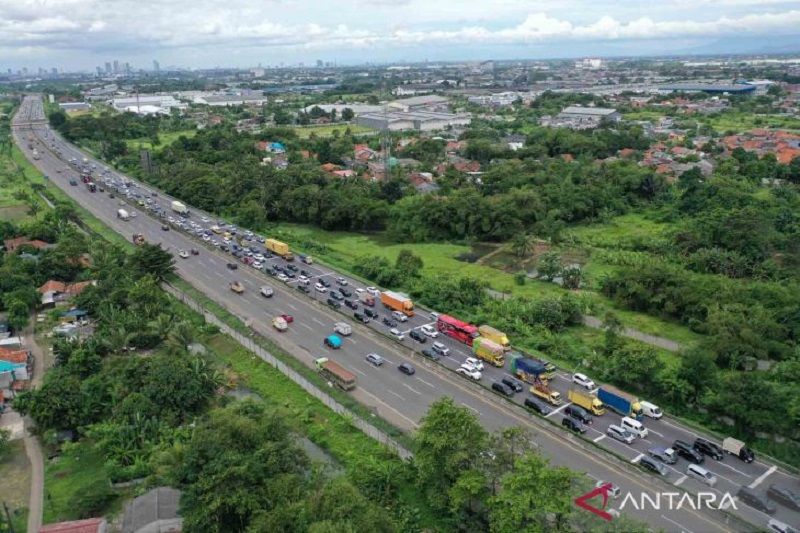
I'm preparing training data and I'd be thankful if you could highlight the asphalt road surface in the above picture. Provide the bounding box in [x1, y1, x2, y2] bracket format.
[13, 96, 800, 533]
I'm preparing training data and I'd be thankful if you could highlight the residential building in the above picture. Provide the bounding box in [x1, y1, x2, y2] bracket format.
[38, 280, 95, 306]
[41, 517, 108, 533]
[3, 237, 51, 253]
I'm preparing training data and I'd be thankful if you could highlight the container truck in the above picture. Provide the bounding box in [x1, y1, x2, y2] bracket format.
[531, 381, 562, 406]
[315, 357, 356, 391]
[510, 353, 549, 384]
[472, 337, 505, 367]
[117, 209, 130, 221]
[567, 388, 606, 416]
[478, 325, 509, 350]
[597, 385, 643, 420]
[358, 292, 375, 306]
[380, 291, 414, 317]
[131, 233, 145, 245]
[171, 200, 188, 215]
[508, 350, 556, 380]
[265, 238, 294, 261]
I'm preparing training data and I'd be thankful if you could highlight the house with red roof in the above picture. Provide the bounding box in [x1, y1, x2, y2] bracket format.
[40, 518, 107, 533]
[3, 237, 52, 253]
[38, 280, 95, 306]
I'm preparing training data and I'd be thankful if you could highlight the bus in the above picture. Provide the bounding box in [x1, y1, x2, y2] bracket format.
[437, 314, 479, 346]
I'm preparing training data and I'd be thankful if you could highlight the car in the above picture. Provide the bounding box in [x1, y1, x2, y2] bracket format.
[639, 456, 670, 476]
[431, 342, 449, 356]
[420, 325, 438, 338]
[336, 277, 348, 286]
[398, 363, 415, 375]
[767, 485, 800, 511]
[768, 519, 799, 533]
[320, 278, 331, 288]
[421, 348, 440, 361]
[365, 353, 384, 367]
[286, 264, 298, 272]
[565, 405, 593, 425]
[464, 357, 484, 372]
[226, 262, 238, 270]
[330, 291, 344, 301]
[524, 397, 551, 415]
[190, 248, 199, 255]
[344, 299, 358, 310]
[606, 424, 635, 445]
[297, 284, 310, 294]
[391, 311, 408, 323]
[364, 308, 379, 319]
[382, 317, 397, 328]
[491, 381, 514, 396]
[686, 464, 716, 487]
[298, 275, 310, 284]
[324, 335, 342, 349]
[277, 273, 289, 283]
[693, 438, 723, 461]
[594, 480, 621, 499]
[501, 376, 523, 393]
[572, 373, 596, 390]
[366, 286, 380, 296]
[283, 271, 295, 279]
[339, 287, 352, 297]
[280, 314, 294, 323]
[673, 440, 704, 464]
[409, 330, 427, 343]
[456, 366, 481, 380]
[69, 179, 78, 186]
[562, 417, 587, 434]
[648, 447, 678, 465]
[389, 328, 405, 341]
[108, 193, 115, 198]
[355, 288, 365, 295]
[734, 487, 776, 514]
[177, 249, 189, 259]
[314, 282, 327, 292]
[161, 224, 170, 231]
[326, 298, 341, 310]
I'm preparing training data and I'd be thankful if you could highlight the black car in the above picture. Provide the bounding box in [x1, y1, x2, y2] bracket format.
[562, 417, 587, 434]
[286, 264, 298, 272]
[501, 376, 523, 393]
[398, 363, 415, 375]
[330, 291, 344, 301]
[692, 438, 723, 461]
[382, 317, 397, 328]
[320, 278, 332, 288]
[300, 269, 309, 276]
[344, 299, 358, 310]
[284, 271, 295, 279]
[491, 381, 514, 397]
[161, 224, 170, 231]
[354, 312, 369, 324]
[339, 287, 352, 297]
[639, 456, 669, 476]
[226, 262, 238, 270]
[421, 348, 440, 361]
[524, 398, 550, 416]
[409, 330, 427, 343]
[326, 298, 341, 310]
[767, 485, 800, 511]
[738, 487, 777, 514]
[220, 245, 229, 253]
[364, 308, 379, 319]
[564, 405, 593, 425]
[69, 179, 78, 186]
[673, 440, 704, 464]
[297, 284, 310, 293]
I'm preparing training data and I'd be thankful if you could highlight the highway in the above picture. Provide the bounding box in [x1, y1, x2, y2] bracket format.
[13, 96, 800, 532]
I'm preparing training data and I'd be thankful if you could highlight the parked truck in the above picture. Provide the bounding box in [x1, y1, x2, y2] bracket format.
[315, 357, 356, 391]
[380, 290, 414, 317]
[531, 380, 562, 406]
[117, 209, 130, 221]
[568, 388, 606, 416]
[131, 233, 145, 245]
[171, 200, 188, 215]
[597, 385, 643, 420]
[265, 238, 294, 261]
[478, 325, 509, 350]
[510, 353, 549, 385]
[472, 337, 505, 367]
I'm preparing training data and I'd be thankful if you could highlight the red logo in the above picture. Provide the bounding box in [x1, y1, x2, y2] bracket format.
[575, 483, 614, 521]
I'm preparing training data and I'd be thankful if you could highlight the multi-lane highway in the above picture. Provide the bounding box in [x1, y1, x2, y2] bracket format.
[12, 96, 800, 533]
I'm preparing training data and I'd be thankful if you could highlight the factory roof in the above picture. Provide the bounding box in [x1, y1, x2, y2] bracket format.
[360, 110, 466, 123]
[659, 83, 756, 93]
[390, 94, 449, 107]
[560, 106, 618, 116]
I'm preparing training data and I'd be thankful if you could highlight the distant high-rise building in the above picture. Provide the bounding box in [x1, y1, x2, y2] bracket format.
[105, 61, 112, 73]
[51, 67, 57, 75]
[96, 66, 103, 76]
[153, 60, 160, 72]
[316, 59, 323, 68]
[7, 68, 11, 75]
[113, 60, 119, 73]
[38, 67, 45, 75]
[22, 67, 28, 75]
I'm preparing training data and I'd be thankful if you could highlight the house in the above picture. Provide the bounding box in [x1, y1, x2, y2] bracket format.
[121, 487, 182, 533]
[354, 144, 378, 163]
[0, 347, 32, 366]
[60, 308, 89, 324]
[409, 172, 440, 194]
[255, 141, 286, 153]
[3, 237, 51, 253]
[332, 169, 356, 178]
[38, 280, 95, 306]
[320, 163, 340, 173]
[40, 518, 107, 533]
[0, 320, 10, 340]
[504, 134, 526, 151]
[0, 337, 23, 350]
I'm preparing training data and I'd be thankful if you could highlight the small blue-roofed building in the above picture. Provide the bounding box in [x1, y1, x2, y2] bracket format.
[60, 308, 89, 323]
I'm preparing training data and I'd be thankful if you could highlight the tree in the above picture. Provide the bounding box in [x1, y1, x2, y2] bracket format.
[129, 243, 175, 281]
[394, 249, 423, 280]
[341, 107, 355, 122]
[676, 348, 718, 405]
[0, 428, 10, 461]
[536, 252, 561, 281]
[511, 234, 536, 258]
[560, 265, 582, 290]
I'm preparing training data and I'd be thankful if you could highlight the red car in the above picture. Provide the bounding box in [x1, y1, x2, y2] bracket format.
[280, 314, 294, 323]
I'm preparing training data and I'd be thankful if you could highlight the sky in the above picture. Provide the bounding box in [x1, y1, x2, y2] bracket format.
[2, 0, 800, 71]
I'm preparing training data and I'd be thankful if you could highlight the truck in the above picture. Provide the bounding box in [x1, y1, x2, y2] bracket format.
[531, 380, 562, 406]
[478, 325, 509, 350]
[131, 233, 145, 245]
[358, 292, 375, 306]
[380, 290, 414, 317]
[722, 437, 755, 463]
[265, 238, 294, 261]
[510, 353, 550, 385]
[117, 209, 130, 221]
[229, 281, 244, 294]
[315, 357, 356, 391]
[509, 351, 556, 380]
[171, 200, 188, 215]
[597, 385, 643, 420]
[334, 322, 352, 336]
[568, 388, 606, 416]
[472, 337, 505, 367]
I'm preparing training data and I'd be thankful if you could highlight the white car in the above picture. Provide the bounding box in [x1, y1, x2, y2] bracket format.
[336, 277, 348, 286]
[254, 254, 265, 262]
[315, 282, 327, 292]
[572, 373, 596, 390]
[389, 328, 405, 341]
[431, 341, 449, 356]
[277, 273, 289, 282]
[392, 311, 408, 323]
[366, 286, 380, 296]
[456, 366, 482, 380]
[178, 250, 189, 259]
[355, 288, 365, 295]
[298, 275, 310, 284]
[420, 325, 438, 338]
[430, 311, 439, 320]
[252, 261, 263, 270]
[260, 286, 274, 298]
[464, 357, 484, 372]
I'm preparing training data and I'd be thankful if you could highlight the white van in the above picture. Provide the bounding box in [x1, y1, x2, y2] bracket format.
[686, 464, 717, 487]
[621, 416, 648, 438]
[392, 310, 409, 323]
[640, 401, 663, 419]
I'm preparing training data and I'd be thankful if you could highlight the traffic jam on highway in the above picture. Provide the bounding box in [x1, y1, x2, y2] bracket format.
[17, 99, 800, 533]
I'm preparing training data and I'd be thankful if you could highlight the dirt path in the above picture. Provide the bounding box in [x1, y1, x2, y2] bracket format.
[22, 318, 46, 533]
[582, 315, 682, 352]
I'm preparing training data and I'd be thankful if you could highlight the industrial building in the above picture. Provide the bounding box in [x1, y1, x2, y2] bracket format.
[387, 95, 450, 112]
[557, 106, 621, 122]
[302, 103, 383, 116]
[657, 83, 756, 95]
[192, 93, 268, 106]
[58, 102, 91, 113]
[356, 110, 471, 132]
[111, 95, 186, 115]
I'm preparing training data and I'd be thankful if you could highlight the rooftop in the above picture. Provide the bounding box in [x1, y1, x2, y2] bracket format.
[40, 518, 106, 533]
[559, 106, 618, 116]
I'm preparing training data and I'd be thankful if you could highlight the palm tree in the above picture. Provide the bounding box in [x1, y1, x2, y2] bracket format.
[511, 233, 536, 258]
[149, 314, 173, 340]
[166, 320, 195, 354]
[100, 325, 134, 354]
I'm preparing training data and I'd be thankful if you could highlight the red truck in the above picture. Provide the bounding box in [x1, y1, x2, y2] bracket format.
[437, 314, 479, 346]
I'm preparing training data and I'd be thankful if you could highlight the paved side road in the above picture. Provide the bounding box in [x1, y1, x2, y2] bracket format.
[582, 315, 683, 352]
[23, 319, 45, 533]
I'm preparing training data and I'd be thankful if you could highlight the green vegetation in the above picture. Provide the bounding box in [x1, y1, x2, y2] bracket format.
[124, 129, 197, 151]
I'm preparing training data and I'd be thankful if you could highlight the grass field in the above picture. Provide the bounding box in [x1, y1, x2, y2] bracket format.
[0, 440, 31, 531]
[703, 111, 800, 133]
[124, 129, 197, 151]
[622, 110, 666, 122]
[291, 123, 374, 139]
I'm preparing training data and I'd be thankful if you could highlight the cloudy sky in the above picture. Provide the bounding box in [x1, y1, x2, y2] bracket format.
[2, 0, 800, 71]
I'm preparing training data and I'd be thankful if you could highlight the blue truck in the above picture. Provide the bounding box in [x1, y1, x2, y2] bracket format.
[510, 353, 549, 384]
[597, 385, 643, 420]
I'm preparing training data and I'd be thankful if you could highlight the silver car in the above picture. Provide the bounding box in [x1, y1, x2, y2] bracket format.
[607, 424, 635, 445]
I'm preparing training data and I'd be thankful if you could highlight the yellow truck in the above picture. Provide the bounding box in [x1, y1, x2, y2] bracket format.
[567, 388, 606, 416]
[531, 380, 562, 406]
[265, 238, 294, 261]
[472, 337, 505, 367]
[478, 325, 509, 350]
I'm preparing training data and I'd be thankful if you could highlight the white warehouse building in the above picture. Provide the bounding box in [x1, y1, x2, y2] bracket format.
[356, 110, 471, 132]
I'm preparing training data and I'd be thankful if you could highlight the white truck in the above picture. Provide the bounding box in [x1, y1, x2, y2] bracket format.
[334, 322, 352, 336]
[171, 200, 188, 215]
[117, 209, 130, 221]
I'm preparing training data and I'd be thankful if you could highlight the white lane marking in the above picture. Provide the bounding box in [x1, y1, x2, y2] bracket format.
[631, 454, 644, 464]
[674, 475, 687, 486]
[403, 383, 421, 395]
[349, 338, 358, 346]
[300, 323, 314, 332]
[748, 465, 776, 489]
[545, 402, 570, 418]
[660, 514, 695, 533]
[417, 378, 435, 389]
[593, 435, 606, 443]
[351, 367, 366, 377]
[312, 317, 325, 327]
[646, 428, 665, 438]
[386, 389, 404, 401]
[461, 402, 479, 414]
[286, 303, 298, 311]
[716, 461, 752, 478]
